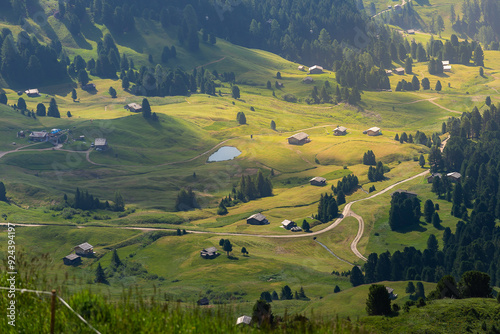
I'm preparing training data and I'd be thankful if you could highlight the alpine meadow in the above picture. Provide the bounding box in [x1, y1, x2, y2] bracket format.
[1, 0, 500, 333]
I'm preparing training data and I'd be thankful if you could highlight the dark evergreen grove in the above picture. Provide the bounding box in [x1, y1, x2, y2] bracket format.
[352, 101, 500, 288]
[218, 171, 273, 212]
[315, 193, 339, 223]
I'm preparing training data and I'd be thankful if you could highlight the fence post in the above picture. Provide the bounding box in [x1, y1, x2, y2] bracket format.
[50, 289, 56, 334]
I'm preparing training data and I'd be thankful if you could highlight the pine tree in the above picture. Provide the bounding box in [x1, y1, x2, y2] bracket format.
[71, 89, 77, 101]
[142, 98, 151, 118]
[109, 86, 117, 98]
[350, 266, 364, 287]
[36, 103, 46, 116]
[236, 111, 246, 125]
[241, 247, 248, 255]
[432, 212, 441, 228]
[17, 98, 27, 110]
[113, 192, 125, 212]
[47, 98, 60, 118]
[232, 85, 240, 99]
[435, 80, 442, 92]
[270, 120, 276, 130]
[110, 249, 122, 269]
[0, 93, 7, 104]
[334, 285, 341, 293]
[424, 199, 435, 223]
[94, 263, 107, 284]
[302, 219, 310, 232]
[366, 284, 391, 315]
[0, 181, 6, 201]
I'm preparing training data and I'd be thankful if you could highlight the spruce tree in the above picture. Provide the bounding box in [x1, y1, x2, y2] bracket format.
[47, 98, 60, 118]
[110, 249, 122, 269]
[95, 263, 107, 284]
[0, 93, 7, 104]
[0, 181, 6, 201]
[366, 284, 391, 315]
[142, 98, 151, 118]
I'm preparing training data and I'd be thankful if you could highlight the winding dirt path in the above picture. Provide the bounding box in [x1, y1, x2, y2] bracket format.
[196, 56, 227, 69]
[402, 96, 462, 114]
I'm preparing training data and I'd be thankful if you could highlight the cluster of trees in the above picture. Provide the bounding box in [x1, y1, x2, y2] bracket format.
[332, 174, 359, 205]
[451, 0, 500, 47]
[427, 35, 483, 66]
[218, 171, 273, 215]
[363, 150, 377, 165]
[218, 238, 233, 256]
[306, 82, 361, 105]
[352, 201, 500, 288]
[315, 193, 339, 223]
[395, 75, 420, 92]
[175, 188, 198, 211]
[388, 192, 421, 230]
[368, 162, 385, 182]
[378, 1, 421, 30]
[0, 29, 67, 86]
[395, 130, 439, 147]
[66, 188, 124, 212]
[335, 60, 390, 91]
[259, 285, 307, 303]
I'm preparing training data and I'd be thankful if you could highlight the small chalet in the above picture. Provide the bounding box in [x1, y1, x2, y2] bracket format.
[94, 138, 108, 150]
[125, 103, 142, 112]
[17, 131, 25, 138]
[385, 70, 393, 76]
[334, 126, 347, 136]
[298, 65, 305, 71]
[25, 89, 40, 97]
[200, 246, 219, 259]
[287, 132, 310, 145]
[310, 176, 327, 186]
[281, 220, 296, 230]
[276, 82, 284, 88]
[197, 297, 210, 306]
[303, 76, 314, 84]
[74, 242, 94, 256]
[236, 315, 252, 325]
[291, 226, 302, 232]
[29, 131, 48, 142]
[386, 287, 398, 300]
[247, 213, 269, 225]
[394, 68, 405, 75]
[443, 65, 452, 72]
[309, 65, 324, 74]
[366, 127, 381, 136]
[82, 83, 96, 91]
[407, 29, 415, 34]
[391, 189, 417, 199]
[394, 4, 402, 12]
[426, 173, 442, 183]
[63, 254, 81, 266]
[442, 60, 450, 65]
[446, 172, 461, 182]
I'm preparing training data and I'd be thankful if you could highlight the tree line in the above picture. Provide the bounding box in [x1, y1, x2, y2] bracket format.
[66, 188, 125, 212]
[217, 171, 273, 215]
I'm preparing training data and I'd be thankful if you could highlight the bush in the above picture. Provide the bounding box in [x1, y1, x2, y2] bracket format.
[283, 94, 297, 102]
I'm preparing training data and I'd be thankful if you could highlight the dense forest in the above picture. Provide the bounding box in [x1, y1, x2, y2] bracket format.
[354, 100, 500, 288]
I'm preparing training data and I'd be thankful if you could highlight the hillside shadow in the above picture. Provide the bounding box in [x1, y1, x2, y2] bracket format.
[111, 27, 147, 54]
[395, 223, 427, 233]
[80, 17, 102, 43]
[71, 33, 93, 50]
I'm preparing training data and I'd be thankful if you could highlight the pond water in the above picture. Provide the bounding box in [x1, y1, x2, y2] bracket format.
[207, 146, 242, 162]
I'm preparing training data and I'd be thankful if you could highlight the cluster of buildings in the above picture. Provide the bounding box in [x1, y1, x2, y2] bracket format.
[286, 126, 379, 146]
[28, 129, 65, 144]
[63, 242, 94, 266]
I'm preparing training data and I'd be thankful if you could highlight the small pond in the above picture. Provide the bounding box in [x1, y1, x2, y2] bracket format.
[207, 146, 242, 162]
